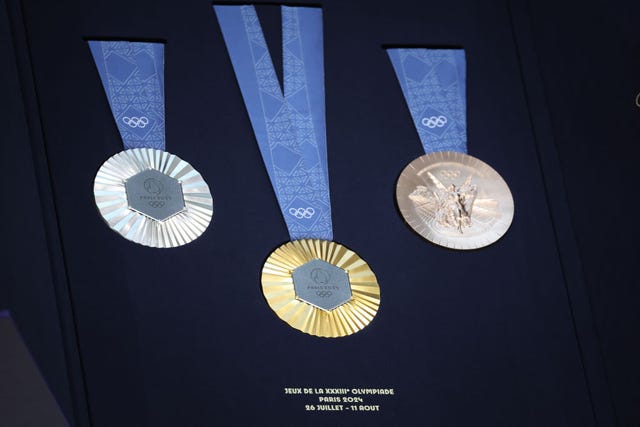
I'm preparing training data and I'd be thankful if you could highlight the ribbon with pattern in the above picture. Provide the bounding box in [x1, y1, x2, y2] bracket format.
[88, 41, 166, 150]
[214, 5, 332, 241]
[387, 49, 467, 154]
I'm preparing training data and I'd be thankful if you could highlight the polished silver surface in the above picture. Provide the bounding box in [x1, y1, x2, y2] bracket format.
[396, 151, 514, 250]
[94, 148, 213, 248]
[292, 258, 352, 312]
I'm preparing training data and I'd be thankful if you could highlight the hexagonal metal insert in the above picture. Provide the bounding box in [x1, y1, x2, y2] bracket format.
[292, 259, 352, 311]
[125, 169, 185, 221]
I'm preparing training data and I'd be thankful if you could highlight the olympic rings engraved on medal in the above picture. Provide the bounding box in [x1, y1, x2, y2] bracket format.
[315, 290, 333, 298]
[440, 170, 461, 179]
[148, 200, 165, 209]
[289, 207, 315, 219]
[421, 115, 447, 128]
[122, 116, 150, 128]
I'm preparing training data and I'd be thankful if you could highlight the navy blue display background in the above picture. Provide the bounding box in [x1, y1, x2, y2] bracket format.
[1, 0, 637, 426]
[0, 314, 69, 426]
[526, 1, 640, 426]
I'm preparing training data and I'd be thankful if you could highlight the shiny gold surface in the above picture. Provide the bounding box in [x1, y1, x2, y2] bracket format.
[94, 148, 213, 248]
[396, 151, 514, 250]
[261, 239, 380, 338]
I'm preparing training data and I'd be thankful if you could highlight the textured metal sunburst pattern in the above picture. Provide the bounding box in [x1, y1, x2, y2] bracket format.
[397, 151, 513, 250]
[94, 148, 213, 248]
[261, 239, 380, 338]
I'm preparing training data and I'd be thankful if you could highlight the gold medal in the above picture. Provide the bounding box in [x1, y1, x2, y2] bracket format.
[93, 148, 213, 248]
[261, 239, 380, 338]
[396, 151, 514, 250]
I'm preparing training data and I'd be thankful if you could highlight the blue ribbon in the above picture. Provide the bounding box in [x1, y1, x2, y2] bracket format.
[215, 5, 332, 241]
[88, 41, 166, 150]
[387, 49, 467, 154]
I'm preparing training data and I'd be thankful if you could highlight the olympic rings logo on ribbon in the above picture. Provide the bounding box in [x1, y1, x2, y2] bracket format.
[315, 290, 333, 298]
[148, 200, 165, 208]
[421, 115, 447, 128]
[122, 116, 150, 128]
[289, 207, 315, 219]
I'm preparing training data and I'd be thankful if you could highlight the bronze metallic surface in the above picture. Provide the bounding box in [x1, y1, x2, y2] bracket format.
[396, 151, 514, 250]
[261, 239, 380, 338]
[93, 148, 213, 248]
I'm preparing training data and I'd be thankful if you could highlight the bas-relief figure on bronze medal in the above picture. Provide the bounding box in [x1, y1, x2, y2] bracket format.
[408, 168, 501, 235]
[397, 152, 513, 249]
